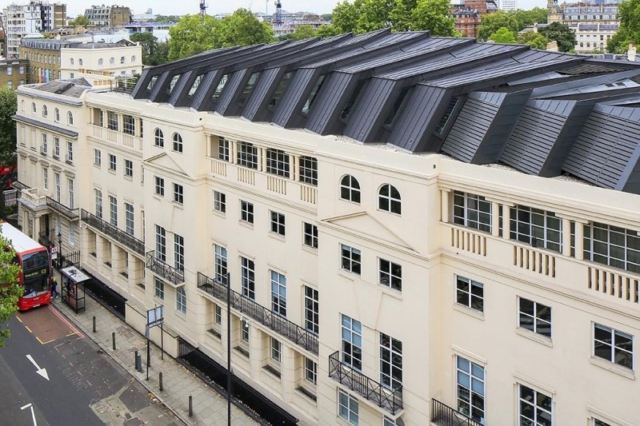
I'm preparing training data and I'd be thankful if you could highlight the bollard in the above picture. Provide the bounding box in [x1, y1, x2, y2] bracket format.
[135, 351, 141, 372]
[159, 372, 163, 392]
[112, 332, 116, 350]
[92, 316, 96, 333]
[188, 395, 193, 417]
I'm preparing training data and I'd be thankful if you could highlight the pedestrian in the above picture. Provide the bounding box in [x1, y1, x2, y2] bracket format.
[50, 276, 58, 299]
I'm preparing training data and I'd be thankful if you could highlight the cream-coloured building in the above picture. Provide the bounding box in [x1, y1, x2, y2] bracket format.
[13, 30, 640, 426]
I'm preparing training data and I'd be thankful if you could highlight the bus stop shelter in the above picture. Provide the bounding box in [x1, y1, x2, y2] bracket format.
[60, 266, 89, 314]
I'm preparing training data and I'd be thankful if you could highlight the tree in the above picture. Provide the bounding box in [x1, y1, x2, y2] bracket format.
[0, 230, 22, 348]
[215, 9, 274, 48]
[331, 0, 362, 34]
[316, 24, 343, 37]
[321, 14, 333, 21]
[391, 0, 418, 31]
[168, 14, 219, 61]
[287, 25, 318, 41]
[608, 0, 640, 53]
[356, 0, 395, 33]
[538, 22, 576, 53]
[154, 15, 181, 23]
[607, 29, 633, 54]
[512, 8, 548, 32]
[131, 32, 168, 66]
[489, 27, 517, 44]
[517, 31, 549, 50]
[69, 15, 91, 27]
[411, 0, 456, 36]
[0, 89, 17, 167]
[477, 11, 519, 41]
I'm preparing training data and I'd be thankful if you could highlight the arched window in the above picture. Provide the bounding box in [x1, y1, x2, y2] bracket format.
[42, 105, 48, 117]
[79, 58, 83, 66]
[70, 58, 75, 65]
[110, 57, 115, 65]
[120, 56, 125, 64]
[131, 55, 136, 63]
[378, 184, 401, 214]
[54, 108, 60, 122]
[32, 102, 37, 114]
[340, 175, 361, 203]
[154, 128, 164, 147]
[68, 112, 74, 125]
[172, 133, 183, 153]
[98, 58, 103, 66]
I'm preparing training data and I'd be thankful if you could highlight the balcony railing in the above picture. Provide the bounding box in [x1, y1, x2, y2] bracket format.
[146, 250, 184, 285]
[328, 350, 402, 415]
[46, 196, 79, 220]
[81, 209, 145, 256]
[197, 272, 319, 354]
[12, 180, 30, 191]
[431, 399, 484, 426]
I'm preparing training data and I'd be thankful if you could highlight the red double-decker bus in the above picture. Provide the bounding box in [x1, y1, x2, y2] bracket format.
[1, 223, 52, 311]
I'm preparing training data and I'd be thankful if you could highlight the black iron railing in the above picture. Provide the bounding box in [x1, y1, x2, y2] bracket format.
[146, 250, 184, 285]
[12, 181, 30, 191]
[197, 272, 319, 354]
[81, 209, 145, 255]
[46, 196, 79, 220]
[431, 399, 484, 426]
[328, 350, 403, 415]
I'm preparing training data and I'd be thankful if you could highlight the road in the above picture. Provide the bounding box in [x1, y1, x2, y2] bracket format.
[0, 304, 180, 426]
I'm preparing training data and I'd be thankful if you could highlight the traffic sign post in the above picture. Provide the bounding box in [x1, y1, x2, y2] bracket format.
[145, 306, 164, 380]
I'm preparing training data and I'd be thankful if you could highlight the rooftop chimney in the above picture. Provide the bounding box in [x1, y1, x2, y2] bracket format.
[628, 43, 636, 62]
[546, 40, 558, 52]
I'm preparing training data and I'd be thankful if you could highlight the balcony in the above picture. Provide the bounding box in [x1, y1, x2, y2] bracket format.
[328, 350, 402, 415]
[90, 124, 143, 151]
[18, 188, 47, 211]
[46, 196, 79, 220]
[81, 209, 145, 256]
[431, 399, 483, 426]
[146, 250, 184, 285]
[12, 180, 30, 191]
[197, 272, 319, 354]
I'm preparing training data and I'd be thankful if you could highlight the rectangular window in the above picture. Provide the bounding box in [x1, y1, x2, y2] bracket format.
[457, 356, 485, 424]
[214, 245, 228, 282]
[594, 323, 633, 369]
[271, 337, 281, 363]
[107, 111, 118, 130]
[123, 115, 135, 135]
[237, 142, 258, 169]
[155, 278, 164, 300]
[54, 137, 60, 158]
[342, 315, 362, 371]
[173, 183, 184, 204]
[379, 259, 402, 291]
[176, 287, 187, 314]
[109, 154, 116, 171]
[338, 390, 359, 426]
[94, 149, 101, 166]
[584, 222, 640, 274]
[453, 191, 492, 233]
[341, 244, 361, 275]
[304, 286, 319, 335]
[271, 270, 287, 317]
[215, 305, 222, 325]
[109, 196, 117, 226]
[174, 234, 184, 271]
[155, 176, 164, 196]
[95, 189, 102, 219]
[241, 319, 249, 343]
[380, 333, 402, 390]
[124, 159, 133, 177]
[213, 191, 226, 213]
[155, 225, 166, 262]
[299, 156, 318, 186]
[302, 74, 326, 116]
[125, 203, 134, 235]
[241, 257, 255, 300]
[240, 201, 254, 223]
[66, 141, 73, 163]
[305, 357, 317, 385]
[303, 222, 318, 249]
[42, 167, 48, 190]
[55, 173, 61, 201]
[510, 205, 562, 252]
[518, 385, 552, 426]
[456, 275, 484, 313]
[41, 133, 47, 153]
[519, 298, 552, 338]
[270, 211, 285, 236]
[217, 137, 230, 161]
[266, 148, 290, 178]
[68, 179, 74, 209]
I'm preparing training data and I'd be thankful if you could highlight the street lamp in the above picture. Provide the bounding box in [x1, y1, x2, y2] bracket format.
[57, 231, 62, 269]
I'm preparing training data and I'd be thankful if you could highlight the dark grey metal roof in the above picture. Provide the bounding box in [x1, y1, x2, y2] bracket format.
[130, 30, 640, 194]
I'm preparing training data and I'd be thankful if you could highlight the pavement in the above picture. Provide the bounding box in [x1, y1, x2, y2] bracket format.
[50, 269, 261, 426]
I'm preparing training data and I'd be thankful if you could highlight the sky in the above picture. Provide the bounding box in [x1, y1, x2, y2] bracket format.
[67, 0, 549, 19]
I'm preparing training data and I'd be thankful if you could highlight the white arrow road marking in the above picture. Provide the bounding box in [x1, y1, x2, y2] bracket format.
[20, 403, 38, 426]
[26, 355, 49, 381]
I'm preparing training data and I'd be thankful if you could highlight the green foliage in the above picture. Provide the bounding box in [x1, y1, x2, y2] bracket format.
[512, 8, 548, 31]
[0, 230, 22, 348]
[478, 11, 519, 41]
[154, 15, 181, 23]
[538, 22, 576, 52]
[69, 15, 91, 27]
[331, 0, 362, 34]
[321, 14, 333, 21]
[607, 29, 633, 54]
[357, 0, 396, 33]
[130, 32, 168, 66]
[0, 89, 17, 167]
[517, 31, 549, 49]
[316, 24, 343, 37]
[411, 0, 456, 36]
[215, 9, 275, 48]
[608, 0, 640, 53]
[287, 25, 318, 41]
[168, 14, 218, 61]
[390, 0, 418, 31]
[488, 27, 517, 44]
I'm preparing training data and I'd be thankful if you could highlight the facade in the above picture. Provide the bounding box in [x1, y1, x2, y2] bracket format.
[452, 0, 498, 38]
[20, 38, 141, 84]
[84, 5, 131, 28]
[0, 59, 28, 89]
[3, 2, 66, 59]
[500, 0, 516, 11]
[562, 3, 619, 53]
[124, 23, 175, 42]
[14, 30, 640, 426]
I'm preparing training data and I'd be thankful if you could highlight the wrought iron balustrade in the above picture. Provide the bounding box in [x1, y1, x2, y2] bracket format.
[146, 250, 184, 285]
[431, 399, 484, 426]
[328, 350, 403, 415]
[46, 196, 79, 220]
[81, 209, 145, 255]
[197, 272, 319, 354]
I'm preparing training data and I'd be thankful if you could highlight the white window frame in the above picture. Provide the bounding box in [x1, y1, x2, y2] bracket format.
[510, 205, 562, 253]
[68, 178, 74, 209]
[109, 154, 117, 171]
[155, 278, 164, 300]
[176, 287, 187, 314]
[240, 200, 253, 223]
[338, 389, 359, 425]
[378, 184, 401, 215]
[453, 190, 492, 233]
[94, 149, 101, 166]
[341, 244, 361, 275]
[518, 384, 553, 426]
[172, 133, 183, 153]
[271, 337, 281, 363]
[154, 128, 164, 147]
[593, 323, 633, 370]
[173, 183, 184, 204]
[340, 175, 361, 203]
[341, 315, 362, 371]
[95, 189, 102, 219]
[379, 258, 402, 291]
[109, 196, 117, 227]
[213, 191, 226, 213]
[518, 298, 552, 338]
[266, 148, 290, 178]
[125, 203, 134, 235]
[237, 142, 258, 169]
[155, 176, 165, 196]
[305, 357, 317, 385]
[217, 137, 230, 161]
[174, 234, 184, 271]
[455, 275, 484, 313]
[299, 156, 317, 186]
[584, 222, 640, 274]
[124, 159, 133, 177]
[241, 319, 249, 343]
[303, 222, 318, 249]
[214, 245, 228, 282]
[270, 211, 285, 236]
[54, 172, 61, 201]
[380, 332, 402, 390]
[155, 225, 166, 262]
[42, 167, 48, 190]
[456, 355, 485, 423]
[304, 286, 319, 335]
[53, 137, 60, 158]
[271, 270, 287, 317]
[241, 256, 255, 300]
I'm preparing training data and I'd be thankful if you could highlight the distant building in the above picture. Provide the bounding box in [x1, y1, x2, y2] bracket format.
[84, 5, 131, 28]
[452, 0, 498, 38]
[0, 59, 28, 89]
[3, 2, 67, 59]
[131, 8, 155, 23]
[548, 2, 620, 53]
[259, 11, 325, 38]
[500, 0, 517, 11]
[124, 22, 175, 42]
